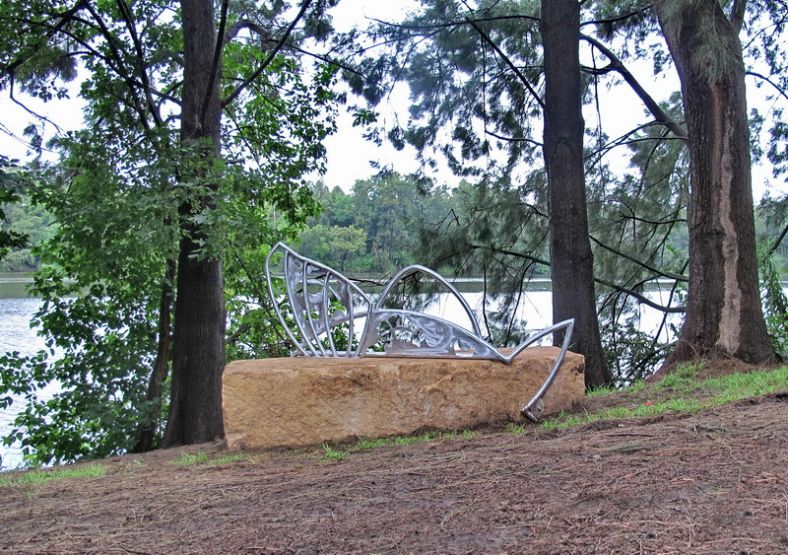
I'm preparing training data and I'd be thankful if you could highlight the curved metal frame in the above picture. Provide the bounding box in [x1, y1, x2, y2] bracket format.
[266, 242, 371, 357]
[265, 242, 575, 422]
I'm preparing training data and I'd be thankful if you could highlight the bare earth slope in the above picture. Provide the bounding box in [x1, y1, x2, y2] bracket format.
[2, 394, 787, 554]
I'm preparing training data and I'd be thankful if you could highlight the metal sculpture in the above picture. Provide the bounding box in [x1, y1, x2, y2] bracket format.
[265, 242, 574, 422]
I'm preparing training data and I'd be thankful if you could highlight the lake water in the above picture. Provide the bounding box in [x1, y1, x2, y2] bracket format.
[1, 295, 47, 470]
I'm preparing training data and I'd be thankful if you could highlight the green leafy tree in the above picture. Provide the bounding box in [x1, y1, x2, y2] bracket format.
[299, 174, 453, 274]
[0, 0, 339, 463]
[299, 223, 367, 270]
[0, 157, 28, 262]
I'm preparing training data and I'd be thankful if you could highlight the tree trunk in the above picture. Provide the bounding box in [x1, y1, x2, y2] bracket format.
[655, 0, 776, 365]
[132, 259, 175, 453]
[541, 0, 611, 388]
[164, 0, 226, 446]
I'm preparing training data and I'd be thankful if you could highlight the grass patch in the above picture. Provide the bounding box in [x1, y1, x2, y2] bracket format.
[652, 362, 703, 393]
[354, 437, 390, 451]
[505, 422, 527, 435]
[586, 378, 647, 399]
[172, 451, 255, 467]
[543, 364, 788, 431]
[321, 444, 349, 462]
[207, 453, 251, 466]
[460, 429, 478, 440]
[393, 431, 441, 446]
[350, 429, 477, 454]
[172, 452, 209, 466]
[0, 464, 106, 487]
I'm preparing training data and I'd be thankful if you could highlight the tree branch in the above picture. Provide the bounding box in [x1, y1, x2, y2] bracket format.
[1, 0, 87, 78]
[730, 0, 747, 34]
[766, 222, 788, 258]
[484, 128, 542, 146]
[115, 0, 163, 126]
[370, 14, 540, 33]
[14, 14, 182, 107]
[581, 33, 688, 139]
[465, 17, 544, 110]
[589, 234, 688, 282]
[469, 243, 685, 313]
[281, 41, 365, 77]
[593, 276, 685, 313]
[83, 0, 151, 131]
[238, 21, 364, 77]
[201, 0, 228, 127]
[222, 0, 313, 109]
[7, 78, 64, 137]
[746, 70, 788, 102]
[615, 210, 686, 227]
[581, 5, 652, 28]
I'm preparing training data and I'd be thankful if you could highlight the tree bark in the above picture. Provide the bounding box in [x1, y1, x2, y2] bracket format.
[164, 0, 226, 446]
[654, 0, 776, 365]
[541, 0, 612, 388]
[132, 259, 175, 453]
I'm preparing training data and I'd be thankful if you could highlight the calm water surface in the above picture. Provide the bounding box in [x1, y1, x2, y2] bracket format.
[1, 296, 49, 470]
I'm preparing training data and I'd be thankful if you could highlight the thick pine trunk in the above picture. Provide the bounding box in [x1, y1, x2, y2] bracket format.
[655, 0, 775, 365]
[164, 0, 226, 446]
[541, 0, 611, 388]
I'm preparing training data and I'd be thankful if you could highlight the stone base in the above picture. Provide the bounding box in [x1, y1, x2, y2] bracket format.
[222, 348, 585, 451]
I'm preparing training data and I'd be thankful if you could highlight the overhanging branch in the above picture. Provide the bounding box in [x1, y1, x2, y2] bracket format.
[581, 33, 688, 140]
[116, 0, 163, 126]
[222, 0, 313, 109]
[745, 70, 788, 102]
[766, 222, 788, 258]
[468, 243, 685, 313]
[465, 17, 544, 110]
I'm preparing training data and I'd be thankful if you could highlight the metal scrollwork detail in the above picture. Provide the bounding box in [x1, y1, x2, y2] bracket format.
[265, 242, 575, 422]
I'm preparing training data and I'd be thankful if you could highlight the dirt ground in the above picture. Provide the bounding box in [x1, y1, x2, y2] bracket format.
[1, 387, 787, 553]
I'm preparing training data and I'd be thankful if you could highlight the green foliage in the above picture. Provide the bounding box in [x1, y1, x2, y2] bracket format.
[350, 429, 474, 453]
[353, 437, 390, 451]
[298, 174, 453, 274]
[392, 431, 442, 446]
[0, 157, 29, 263]
[0, 194, 55, 272]
[299, 224, 367, 270]
[0, 0, 341, 464]
[651, 362, 703, 393]
[207, 453, 252, 466]
[168, 451, 250, 467]
[758, 252, 788, 358]
[505, 422, 526, 435]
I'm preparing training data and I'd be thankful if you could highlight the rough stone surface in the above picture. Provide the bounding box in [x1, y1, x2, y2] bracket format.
[222, 348, 585, 451]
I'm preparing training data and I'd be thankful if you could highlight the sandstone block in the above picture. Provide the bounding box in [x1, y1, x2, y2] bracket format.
[222, 347, 584, 451]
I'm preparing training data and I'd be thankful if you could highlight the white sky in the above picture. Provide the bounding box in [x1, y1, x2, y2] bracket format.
[0, 0, 784, 200]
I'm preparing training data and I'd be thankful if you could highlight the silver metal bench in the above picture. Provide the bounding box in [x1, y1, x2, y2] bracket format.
[265, 242, 574, 422]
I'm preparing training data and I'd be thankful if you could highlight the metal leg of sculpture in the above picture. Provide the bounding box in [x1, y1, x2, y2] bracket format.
[520, 319, 575, 423]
